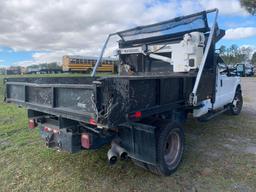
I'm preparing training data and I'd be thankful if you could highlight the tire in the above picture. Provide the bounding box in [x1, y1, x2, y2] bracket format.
[132, 121, 185, 176]
[228, 87, 243, 115]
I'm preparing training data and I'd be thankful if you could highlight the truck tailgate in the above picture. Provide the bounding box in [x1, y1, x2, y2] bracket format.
[4, 77, 98, 122]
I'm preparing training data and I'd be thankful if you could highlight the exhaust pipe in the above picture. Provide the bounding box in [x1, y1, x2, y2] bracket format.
[107, 142, 128, 164]
[114, 144, 128, 160]
[107, 148, 118, 165]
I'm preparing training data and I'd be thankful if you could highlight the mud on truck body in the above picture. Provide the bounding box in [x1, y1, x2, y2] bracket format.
[4, 9, 242, 176]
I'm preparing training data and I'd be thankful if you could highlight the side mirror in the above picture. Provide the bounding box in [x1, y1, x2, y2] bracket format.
[226, 66, 231, 76]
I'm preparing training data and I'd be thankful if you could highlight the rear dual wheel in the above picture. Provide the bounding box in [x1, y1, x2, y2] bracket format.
[132, 122, 184, 176]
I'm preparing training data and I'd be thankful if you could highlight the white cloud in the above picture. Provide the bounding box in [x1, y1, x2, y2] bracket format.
[0, 0, 251, 65]
[0, 0, 179, 65]
[224, 27, 256, 40]
[0, 0, 177, 52]
[199, 0, 248, 16]
[178, 0, 203, 15]
[224, 20, 256, 28]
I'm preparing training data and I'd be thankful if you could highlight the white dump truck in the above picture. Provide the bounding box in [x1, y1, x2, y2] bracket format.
[4, 9, 242, 175]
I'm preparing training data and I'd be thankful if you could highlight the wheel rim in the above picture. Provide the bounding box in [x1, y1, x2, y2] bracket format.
[233, 93, 242, 112]
[164, 131, 181, 167]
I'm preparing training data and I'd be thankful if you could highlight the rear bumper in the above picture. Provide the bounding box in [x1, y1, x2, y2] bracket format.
[38, 121, 114, 153]
[39, 124, 82, 153]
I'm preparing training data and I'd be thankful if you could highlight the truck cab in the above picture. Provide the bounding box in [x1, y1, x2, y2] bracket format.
[193, 56, 241, 118]
[215, 58, 240, 108]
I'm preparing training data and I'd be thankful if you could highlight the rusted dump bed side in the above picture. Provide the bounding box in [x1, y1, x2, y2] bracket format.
[97, 74, 197, 127]
[4, 77, 98, 123]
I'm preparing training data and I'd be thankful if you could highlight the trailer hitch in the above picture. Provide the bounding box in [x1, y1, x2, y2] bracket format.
[45, 132, 55, 147]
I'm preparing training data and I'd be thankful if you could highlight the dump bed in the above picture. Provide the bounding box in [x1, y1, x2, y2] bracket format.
[4, 77, 98, 123]
[4, 74, 209, 128]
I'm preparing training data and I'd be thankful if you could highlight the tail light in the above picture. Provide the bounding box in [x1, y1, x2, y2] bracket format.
[53, 129, 59, 134]
[81, 133, 91, 149]
[89, 117, 96, 125]
[43, 127, 52, 132]
[28, 119, 37, 129]
[43, 126, 60, 134]
[129, 111, 142, 119]
[134, 111, 142, 118]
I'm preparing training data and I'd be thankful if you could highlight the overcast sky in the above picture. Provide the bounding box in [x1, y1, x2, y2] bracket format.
[0, 0, 255, 66]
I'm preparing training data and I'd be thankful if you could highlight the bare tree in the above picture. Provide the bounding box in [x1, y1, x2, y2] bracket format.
[251, 52, 256, 65]
[240, 0, 256, 15]
[219, 44, 253, 65]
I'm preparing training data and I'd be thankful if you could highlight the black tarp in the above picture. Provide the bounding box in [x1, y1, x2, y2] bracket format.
[117, 11, 209, 42]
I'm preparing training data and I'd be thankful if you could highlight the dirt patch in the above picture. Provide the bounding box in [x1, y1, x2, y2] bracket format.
[0, 139, 12, 150]
[241, 78, 256, 116]
[244, 145, 256, 155]
[200, 167, 213, 176]
[230, 183, 252, 192]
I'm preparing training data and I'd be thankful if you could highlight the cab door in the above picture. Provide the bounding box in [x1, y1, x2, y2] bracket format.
[214, 63, 239, 110]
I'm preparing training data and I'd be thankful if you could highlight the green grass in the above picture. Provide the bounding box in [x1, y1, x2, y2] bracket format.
[0, 74, 256, 191]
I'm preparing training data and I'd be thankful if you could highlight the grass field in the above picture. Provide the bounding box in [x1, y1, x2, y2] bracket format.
[0, 75, 256, 192]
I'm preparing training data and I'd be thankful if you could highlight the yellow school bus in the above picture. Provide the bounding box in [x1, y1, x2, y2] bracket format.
[62, 55, 118, 73]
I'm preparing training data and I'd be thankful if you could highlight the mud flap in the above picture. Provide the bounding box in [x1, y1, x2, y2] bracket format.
[118, 122, 157, 165]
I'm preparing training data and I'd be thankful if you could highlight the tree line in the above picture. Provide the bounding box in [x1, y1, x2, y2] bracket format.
[219, 44, 256, 66]
[27, 62, 61, 70]
[219, 1, 256, 65]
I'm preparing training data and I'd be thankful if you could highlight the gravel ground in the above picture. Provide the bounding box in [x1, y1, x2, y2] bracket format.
[242, 77, 256, 116]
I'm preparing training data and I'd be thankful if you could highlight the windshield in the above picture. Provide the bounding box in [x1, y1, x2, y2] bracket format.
[236, 64, 244, 71]
[117, 13, 208, 42]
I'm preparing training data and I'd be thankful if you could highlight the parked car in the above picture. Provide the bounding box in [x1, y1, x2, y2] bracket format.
[235, 63, 254, 77]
